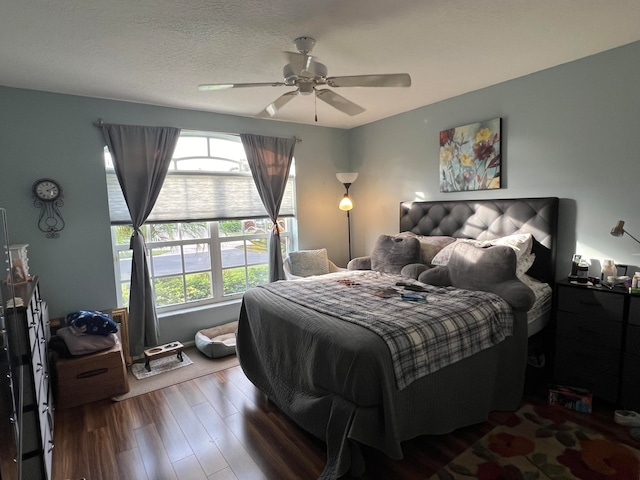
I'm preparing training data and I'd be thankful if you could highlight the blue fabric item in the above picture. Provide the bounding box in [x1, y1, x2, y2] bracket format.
[66, 310, 118, 336]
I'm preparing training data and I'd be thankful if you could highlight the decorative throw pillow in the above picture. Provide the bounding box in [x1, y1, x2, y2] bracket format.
[447, 242, 535, 311]
[347, 256, 372, 270]
[400, 263, 430, 279]
[396, 232, 456, 264]
[516, 252, 536, 278]
[431, 234, 535, 276]
[418, 266, 452, 286]
[431, 239, 476, 266]
[289, 248, 330, 277]
[370, 234, 421, 274]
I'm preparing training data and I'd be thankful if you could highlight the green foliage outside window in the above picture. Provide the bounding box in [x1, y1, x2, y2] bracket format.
[154, 276, 183, 307]
[185, 272, 212, 302]
[219, 220, 242, 236]
[222, 265, 269, 295]
[247, 264, 269, 288]
[153, 272, 212, 307]
[121, 283, 130, 307]
[118, 267, 269, 308]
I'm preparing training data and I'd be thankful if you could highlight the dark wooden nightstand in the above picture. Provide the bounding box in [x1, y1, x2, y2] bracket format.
[554, 280, 640, 409]
[622, 296, 640, 409]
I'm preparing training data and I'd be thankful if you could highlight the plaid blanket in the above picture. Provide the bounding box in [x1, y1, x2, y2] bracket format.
[259, 271, 514, 390]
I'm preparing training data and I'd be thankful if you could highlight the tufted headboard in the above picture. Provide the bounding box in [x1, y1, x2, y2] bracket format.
[399, 197, 559, 284]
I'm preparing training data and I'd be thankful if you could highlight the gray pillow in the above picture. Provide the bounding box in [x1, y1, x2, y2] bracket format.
[370, 235, 421, 274]
[347, 256, 372, 270]
[401, 263, 430, 279]
[396, 232, 456, 264]
[447, 242, 535, 311]
[418, 266, 452, 286]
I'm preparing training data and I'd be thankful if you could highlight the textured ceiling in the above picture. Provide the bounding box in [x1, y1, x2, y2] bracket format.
[1, 0, 639, 129]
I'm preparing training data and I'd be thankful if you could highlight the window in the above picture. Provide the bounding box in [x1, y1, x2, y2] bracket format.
[106, 131, 296, 311]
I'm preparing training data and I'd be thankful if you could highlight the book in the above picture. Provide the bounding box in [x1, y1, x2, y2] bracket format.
[401, 292, 426, 302]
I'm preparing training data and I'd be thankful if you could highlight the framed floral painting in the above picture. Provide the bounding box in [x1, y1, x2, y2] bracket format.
[439, 117, 501, 192]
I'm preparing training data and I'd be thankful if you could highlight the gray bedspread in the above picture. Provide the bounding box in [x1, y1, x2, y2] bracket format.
[236, 272, 528, 479]
[259, 271, 514, 389]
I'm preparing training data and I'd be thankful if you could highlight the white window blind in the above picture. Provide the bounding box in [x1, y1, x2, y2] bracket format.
[106, 171, 295, 224]
[105, 131, 296, 225]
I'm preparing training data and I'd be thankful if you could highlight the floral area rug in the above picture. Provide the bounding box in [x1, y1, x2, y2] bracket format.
[430, 403, 640, 479]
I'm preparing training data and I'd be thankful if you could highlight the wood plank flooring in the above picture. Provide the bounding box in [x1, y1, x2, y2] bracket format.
[52, 365, 640, 480]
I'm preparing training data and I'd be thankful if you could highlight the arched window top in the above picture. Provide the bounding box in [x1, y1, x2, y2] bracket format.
[106, 131, 295, 175]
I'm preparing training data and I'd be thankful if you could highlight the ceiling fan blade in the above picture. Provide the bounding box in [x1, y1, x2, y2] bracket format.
[257, 91, 299, 117]
[315, 89, 365, 116]
[198, 82, 286, 91]
[326, 73, 411, 88]
[285, 52, 315, 78]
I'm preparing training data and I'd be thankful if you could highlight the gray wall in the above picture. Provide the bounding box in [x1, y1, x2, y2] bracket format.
[349, 41, 640, 280]
[1, 40, 639, 344]
[0, 88, 350, 343]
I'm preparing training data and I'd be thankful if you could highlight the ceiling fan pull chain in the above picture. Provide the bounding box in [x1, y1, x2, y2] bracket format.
[315, 91, 318, 122]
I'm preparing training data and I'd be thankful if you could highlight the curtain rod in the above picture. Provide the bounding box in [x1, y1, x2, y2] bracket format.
[93, 118, 302, 142]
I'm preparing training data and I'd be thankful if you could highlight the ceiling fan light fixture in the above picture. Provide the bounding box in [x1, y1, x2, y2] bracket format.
[282, 65, 298, 84]
[298, 82, 314, 95]
[293, 36, 316, 55]
[309, 61, 327, 78]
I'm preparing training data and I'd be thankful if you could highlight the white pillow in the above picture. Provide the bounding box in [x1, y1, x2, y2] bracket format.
[487, 233, 533, 259]
[431, 239, 477, 265]
[289, 248, 330, 277]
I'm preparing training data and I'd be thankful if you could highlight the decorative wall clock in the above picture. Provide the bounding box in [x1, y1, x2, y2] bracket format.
[32, 178, 65, 238]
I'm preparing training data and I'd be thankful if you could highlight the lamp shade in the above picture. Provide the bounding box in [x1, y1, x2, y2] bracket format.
[611, 220, 625, 237]
[339, 195, 353, 211]
[336, 172, 358, 184]
[610, 219, 640, 246]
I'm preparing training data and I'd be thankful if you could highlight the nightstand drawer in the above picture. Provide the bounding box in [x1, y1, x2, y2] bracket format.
[554, 360, 618, 404]
[629, 296, 640, 326]
[556, 311, 623, 349]
[555, 337, 621, 375]
[622, 352, 640, 410]
[626, 324, 640, 354]
[557, 285, 624, 321]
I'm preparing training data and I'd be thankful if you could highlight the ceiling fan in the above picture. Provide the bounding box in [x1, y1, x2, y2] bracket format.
[198, 36, 411, 119]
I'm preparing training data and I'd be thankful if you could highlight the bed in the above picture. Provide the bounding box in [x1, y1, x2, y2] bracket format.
[236, 197, 559, 479]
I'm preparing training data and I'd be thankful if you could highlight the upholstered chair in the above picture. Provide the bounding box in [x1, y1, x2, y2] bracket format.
[282, 248, 345, 280]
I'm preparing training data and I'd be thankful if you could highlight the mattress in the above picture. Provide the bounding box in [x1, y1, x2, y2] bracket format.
[523, 275, 553, 337]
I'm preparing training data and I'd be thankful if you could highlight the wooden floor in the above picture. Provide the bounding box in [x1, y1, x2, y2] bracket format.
[52, 365, 640, 480]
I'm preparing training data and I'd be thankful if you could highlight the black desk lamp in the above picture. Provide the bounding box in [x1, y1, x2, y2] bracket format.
[610, 220, 640, 246]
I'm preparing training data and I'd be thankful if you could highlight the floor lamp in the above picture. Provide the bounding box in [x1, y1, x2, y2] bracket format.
[336, 172, 358, 261]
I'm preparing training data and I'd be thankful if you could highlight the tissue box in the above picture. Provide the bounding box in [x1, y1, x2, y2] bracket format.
[548, 384, 592, 413]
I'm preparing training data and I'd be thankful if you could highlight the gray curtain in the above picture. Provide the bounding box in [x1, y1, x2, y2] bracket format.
[101, 123, 180, 356]
[240, 134, 296, 282]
